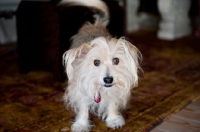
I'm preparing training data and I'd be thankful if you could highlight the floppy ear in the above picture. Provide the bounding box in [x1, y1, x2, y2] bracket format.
[62, 43, 91, 80]
[117, 37, 143, 86]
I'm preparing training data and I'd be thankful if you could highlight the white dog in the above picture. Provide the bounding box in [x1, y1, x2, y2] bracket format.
[60, 0, 142, 131]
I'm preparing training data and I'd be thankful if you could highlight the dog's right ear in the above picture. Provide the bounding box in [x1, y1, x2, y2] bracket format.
[63, 43, 91, 80]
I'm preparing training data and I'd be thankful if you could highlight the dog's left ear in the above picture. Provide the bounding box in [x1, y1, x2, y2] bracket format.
[63, 43, 92, 80]
[117, 38, 142, 86]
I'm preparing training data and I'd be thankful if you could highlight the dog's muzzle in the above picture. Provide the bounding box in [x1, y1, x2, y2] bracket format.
[103, 76, 113, 87]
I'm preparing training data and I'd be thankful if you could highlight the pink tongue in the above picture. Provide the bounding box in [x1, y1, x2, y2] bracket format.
[94, 92, 101, 103]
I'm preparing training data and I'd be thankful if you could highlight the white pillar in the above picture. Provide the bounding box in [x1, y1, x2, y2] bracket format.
[126, 0, 140, 33]
[157, 0, 191, 40]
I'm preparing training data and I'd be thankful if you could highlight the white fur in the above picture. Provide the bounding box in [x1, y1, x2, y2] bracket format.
[63, 37, 142, 132]
[60, 0, 142, 131]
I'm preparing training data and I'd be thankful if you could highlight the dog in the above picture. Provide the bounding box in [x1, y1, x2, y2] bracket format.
[60, 0, 142, 131]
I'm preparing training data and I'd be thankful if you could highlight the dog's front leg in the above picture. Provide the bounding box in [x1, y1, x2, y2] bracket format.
[72, 104, 90, 132]
[105, 101, 125, 129]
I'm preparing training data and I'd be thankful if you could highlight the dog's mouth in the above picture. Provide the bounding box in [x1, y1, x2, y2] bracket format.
[104, 84, 113, 87]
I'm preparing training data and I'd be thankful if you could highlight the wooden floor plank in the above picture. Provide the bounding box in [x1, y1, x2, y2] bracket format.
[150, 128, 167, 132]
[175, 109, 200, 122]
[169, 115, 200, 128]
[186, 104, 200, 114]
[154, 121, 200, 132]
[150, 97, 200, 132]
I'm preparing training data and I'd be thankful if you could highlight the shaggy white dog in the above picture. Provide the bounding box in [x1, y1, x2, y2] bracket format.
[60, 0, 142, 131]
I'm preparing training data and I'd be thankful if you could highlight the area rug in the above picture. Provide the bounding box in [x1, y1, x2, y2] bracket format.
[0, 32, 200, 132]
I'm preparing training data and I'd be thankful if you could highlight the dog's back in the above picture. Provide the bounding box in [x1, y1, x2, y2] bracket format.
[70, 23, 111, 48]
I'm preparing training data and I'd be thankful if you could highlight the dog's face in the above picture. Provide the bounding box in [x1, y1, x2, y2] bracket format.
[63, 37, 142, 104]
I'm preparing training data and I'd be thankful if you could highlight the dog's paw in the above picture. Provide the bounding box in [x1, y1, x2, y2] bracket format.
[71, 122, 90, 132]
[106, 115, 125, 129]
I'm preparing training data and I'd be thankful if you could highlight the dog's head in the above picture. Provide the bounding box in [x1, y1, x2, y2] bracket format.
[63, 37, 142, 104]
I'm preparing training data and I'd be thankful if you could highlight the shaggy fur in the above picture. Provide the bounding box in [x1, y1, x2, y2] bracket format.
[60, 0, 142, 132]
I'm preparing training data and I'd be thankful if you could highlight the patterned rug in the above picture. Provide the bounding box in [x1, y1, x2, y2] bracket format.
[0, 32, 200, 132]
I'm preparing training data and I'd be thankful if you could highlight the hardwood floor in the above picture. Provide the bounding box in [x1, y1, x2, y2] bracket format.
[150, 97, 200, 132]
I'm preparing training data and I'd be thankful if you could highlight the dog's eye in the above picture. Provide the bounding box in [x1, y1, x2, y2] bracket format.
[112, 58, 119, 65]
[94, 59, 101, 66]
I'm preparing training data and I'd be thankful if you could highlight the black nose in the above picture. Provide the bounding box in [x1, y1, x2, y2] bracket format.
[103, 76, 113, 84]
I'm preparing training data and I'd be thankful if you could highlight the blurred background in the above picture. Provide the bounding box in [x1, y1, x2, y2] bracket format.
[0, 0, 199, 80]
[0, 0, 199, 45]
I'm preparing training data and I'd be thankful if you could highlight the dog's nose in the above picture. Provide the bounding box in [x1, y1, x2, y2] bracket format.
[103, 76, 113, 84]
